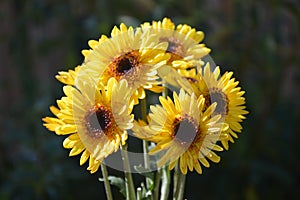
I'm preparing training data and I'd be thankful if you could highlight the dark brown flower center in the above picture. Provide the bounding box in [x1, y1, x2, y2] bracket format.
[85, 104, 112, 138]
[116, 57, 135, 74]
[204, 88, 228, 115]
[108, 51, 140, 79]
[173, 117, 198, 145]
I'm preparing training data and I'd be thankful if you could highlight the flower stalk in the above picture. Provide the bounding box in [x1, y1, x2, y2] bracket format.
[121, 144, 136, 200]
[160, 84, 171, 200]
[101, 164, 113, 200]
[153, 169, 162, 200]
[173, 164, 186, 200]
[137, 187, 142, 200]
[141, 98, 152, 193]
[160, 166, 170, 200]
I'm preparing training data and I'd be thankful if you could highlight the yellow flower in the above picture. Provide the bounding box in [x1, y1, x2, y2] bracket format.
[43, 77, 134, 173]
[134, 89, 228, 174]
[188, 63, 249, 150]
[141, 17, 210, 69]
[140, 18, 210, 94]
[77, 23, 169, 105]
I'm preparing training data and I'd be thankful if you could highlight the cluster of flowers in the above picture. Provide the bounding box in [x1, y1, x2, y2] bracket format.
[43, 18, 248, 175]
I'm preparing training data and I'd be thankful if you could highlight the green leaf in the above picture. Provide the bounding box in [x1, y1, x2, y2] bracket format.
[99, 176, 126, 197]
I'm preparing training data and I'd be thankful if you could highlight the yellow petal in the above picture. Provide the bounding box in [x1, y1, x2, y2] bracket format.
[206, 151, 220, 163]
[69, 142, 85, 156]
[180, 156, 187, 174]
[80, 150, 90, 166]
[55, 124, 77, 135]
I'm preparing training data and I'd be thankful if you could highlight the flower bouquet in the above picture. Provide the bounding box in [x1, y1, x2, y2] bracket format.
[43, 18, 248, 200]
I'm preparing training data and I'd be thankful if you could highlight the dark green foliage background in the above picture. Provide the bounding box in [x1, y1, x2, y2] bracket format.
[1, 0, 299, 199]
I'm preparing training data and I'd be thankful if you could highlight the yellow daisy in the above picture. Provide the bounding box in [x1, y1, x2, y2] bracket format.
[141, 17, 210, 69]
[43, 77, 134, 173]
[134, 89, 228, 174]
[140, 18, 210, 94]
[188, 63, 248, 150]
[77, 23, 169, 105]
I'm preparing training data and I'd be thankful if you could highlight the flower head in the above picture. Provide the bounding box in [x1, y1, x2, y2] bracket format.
[43, 77, 134, 173]
[77, 24, 169, 105]
[140, 18, 211, 94]
[134, 89, 228, 174]
[187, 63, 249, 150]
[141, 18, 210, 69]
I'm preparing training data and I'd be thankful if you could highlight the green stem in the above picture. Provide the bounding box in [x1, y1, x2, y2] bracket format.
[141, 97, 148, 122]
[141, 98, 152, 195]
[141, 100, 150, 171]
[121, 144, 136, 200]
[173, 164, 186, 200]
[162, 84, 168, 97]
[137, 187, 142, 200]
[177, 173, 186, 200]
[160, 166, 170, 200]
[173, 164, 179, 196]
[153, 169, 162, 200]
[101, 164, 113, 200]
[143, 140, 151, 183]
[160, 82, 171, 200]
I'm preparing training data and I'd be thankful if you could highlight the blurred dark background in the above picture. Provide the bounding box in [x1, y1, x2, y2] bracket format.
[1, 0, 299, 199]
